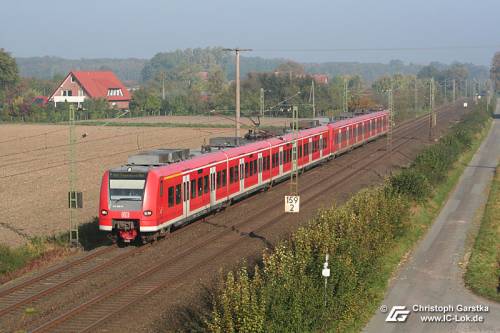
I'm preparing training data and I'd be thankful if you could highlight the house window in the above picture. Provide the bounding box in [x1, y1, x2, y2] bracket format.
[62, 90, 72, 96]
[71, 76, 76, 83]
[107, 88, 123, 96]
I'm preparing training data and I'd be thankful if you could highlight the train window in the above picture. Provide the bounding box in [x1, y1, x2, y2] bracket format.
[299, 145, 302, 157]
[279, 151, 283, 165]
[217, 171, 221, 188]
[235, 166, 239, 180]
[229, 167, 234, 183]
[204, 175, 209, 193]
[245, 162, 249, 178]
[198, 177, 203, 196]
[168, 186, 174, 207]
[175, 184, 181, 204]
[160, 180, 164, 197]
[191, 179, 196, 199]
[250, 160, 254, 176]
[222, 169, 227, 186]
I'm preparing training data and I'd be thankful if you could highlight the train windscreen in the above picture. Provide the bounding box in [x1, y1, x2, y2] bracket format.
[109, 172, 147, 202]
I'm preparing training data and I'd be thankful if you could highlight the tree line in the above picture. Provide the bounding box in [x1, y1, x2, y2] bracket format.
[0, 47, 496, 122]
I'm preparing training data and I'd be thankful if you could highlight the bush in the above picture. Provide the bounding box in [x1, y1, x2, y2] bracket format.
[389, 168, 431, 201]
[205, 101, 491, 333]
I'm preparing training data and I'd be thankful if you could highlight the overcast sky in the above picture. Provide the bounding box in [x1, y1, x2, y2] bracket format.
[1, 0, 498, 65]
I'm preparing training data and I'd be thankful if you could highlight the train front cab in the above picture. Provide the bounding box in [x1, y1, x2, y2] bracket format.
[99, 168, 157, 243]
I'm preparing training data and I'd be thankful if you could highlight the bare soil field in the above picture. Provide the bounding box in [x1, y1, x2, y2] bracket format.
[92, 114, 293, 127]
[0, 123, 234, 247]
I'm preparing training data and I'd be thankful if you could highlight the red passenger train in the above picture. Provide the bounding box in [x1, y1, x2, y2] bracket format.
[99, 111, 389, 243]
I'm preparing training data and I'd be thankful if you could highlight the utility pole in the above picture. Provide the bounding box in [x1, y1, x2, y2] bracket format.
[285, 105, 300, 214]
[68, 104, 79, 247]
[260, 88, 265, 117]
[414, 78, 418, 111]
[343, 78, 349, 113]
[429, 78, 435, 140]
[444, 79, 447, 103]
[387, 88, 394, 154]
[290, 105, 299, 196]
[224, 48, 252, 145]
[309, 80, 316, 118]
[452, 79, 456, 102]
[161, 71, 166, 101]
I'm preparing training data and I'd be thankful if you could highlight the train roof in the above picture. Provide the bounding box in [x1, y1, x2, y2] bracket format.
[331, 110, 388, 128]
[119, 111, 389, 178]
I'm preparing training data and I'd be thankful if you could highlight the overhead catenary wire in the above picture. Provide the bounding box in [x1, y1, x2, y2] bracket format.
[252, 45, 500, 52]
[0, 115, 249, 162]
[0, 127, 231, 179]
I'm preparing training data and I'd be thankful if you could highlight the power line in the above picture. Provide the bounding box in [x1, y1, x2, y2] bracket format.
[253, 45, 500, 52]
[0, 117, 234, 160]
[0, 128, 231, 179]
[0, 128, 67, 145]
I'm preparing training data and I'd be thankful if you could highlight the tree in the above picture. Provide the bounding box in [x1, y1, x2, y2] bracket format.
[417, 65, 440, 79]
[491, 52, 500, 93]
[275, 61, 305, 76]
[0, 49, 19, 91]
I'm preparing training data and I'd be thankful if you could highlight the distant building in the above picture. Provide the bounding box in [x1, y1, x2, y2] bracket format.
[312, 74, 329, 85]
[48, 71, 131, 110]
[197, 71, 209, 81]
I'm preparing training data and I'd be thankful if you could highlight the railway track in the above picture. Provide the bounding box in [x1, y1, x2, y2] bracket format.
[29, 108, 449, 332]
[0, 244, 149, 319]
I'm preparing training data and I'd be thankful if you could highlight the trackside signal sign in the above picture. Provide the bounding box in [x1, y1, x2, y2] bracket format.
[285, 196, 300, 213]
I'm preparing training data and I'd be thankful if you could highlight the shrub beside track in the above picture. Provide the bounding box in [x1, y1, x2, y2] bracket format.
[206, 100, 492, 333]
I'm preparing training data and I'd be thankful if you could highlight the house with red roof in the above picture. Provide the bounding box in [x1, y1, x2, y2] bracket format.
[48, 71, 131, 110]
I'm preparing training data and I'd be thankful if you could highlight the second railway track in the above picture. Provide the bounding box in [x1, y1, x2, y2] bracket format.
[28, 108, 452, 332]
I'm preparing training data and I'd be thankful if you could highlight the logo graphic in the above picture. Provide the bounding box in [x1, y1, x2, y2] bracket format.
[385, 306, 411, 322]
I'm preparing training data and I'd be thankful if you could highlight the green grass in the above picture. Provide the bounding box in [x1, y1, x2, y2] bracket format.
[0, 238, 52, 276]
[465, 164, 500, 302]
[0, 217, 109, 280]
[348, 118, 493, 332]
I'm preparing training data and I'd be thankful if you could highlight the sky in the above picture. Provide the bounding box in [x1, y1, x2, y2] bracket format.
[1, 0, 499, 65]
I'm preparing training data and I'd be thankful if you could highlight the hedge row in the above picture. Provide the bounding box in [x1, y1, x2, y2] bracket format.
[206, 101, 491, 333]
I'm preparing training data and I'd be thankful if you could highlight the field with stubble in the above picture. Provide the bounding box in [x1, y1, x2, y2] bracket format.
[0, 121, 235, 247]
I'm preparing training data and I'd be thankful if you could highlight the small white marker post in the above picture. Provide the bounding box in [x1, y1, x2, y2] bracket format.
[284, 195, 300, 213]
[322, 254, 330, 306]
[463, 102, 468, 108]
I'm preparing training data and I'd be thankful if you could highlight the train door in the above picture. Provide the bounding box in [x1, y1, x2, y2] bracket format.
[279, 146, 284, 176]
[308, 137, 313, 161]
[258, 152, 263, 184]
[319, 134, 323, 159]
[210, 166, 216, 206]
[239, 158, 245, 193]
[182, 174, 190, 218]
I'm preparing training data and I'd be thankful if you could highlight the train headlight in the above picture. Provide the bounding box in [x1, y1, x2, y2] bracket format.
[143, 210, 153, 216]
[101, 209, 108, 216]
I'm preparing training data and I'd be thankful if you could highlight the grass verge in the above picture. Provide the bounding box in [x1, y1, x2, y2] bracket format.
[204, 102, 492, 333]
[0, 238, 69, 283]
[465, 164, 500, 302]
[350, 117, 493, 331]
[0, 217, 111, 283]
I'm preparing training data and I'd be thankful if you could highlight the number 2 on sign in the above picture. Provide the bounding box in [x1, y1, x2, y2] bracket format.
[285, 196, 300, 213]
